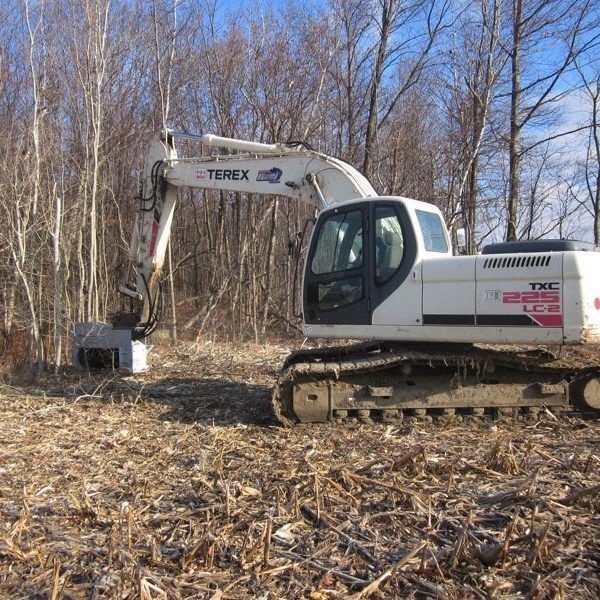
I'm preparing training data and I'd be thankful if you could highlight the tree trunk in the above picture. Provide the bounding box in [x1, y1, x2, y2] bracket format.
[592, 89, 600, 245]
[86, 0, 111, 322]
[363, 0, 394, 179]
[52, 185, 64, 370]
[466, 153, 479, 253]
[507, 0, 523, 241]
[261, 199, 278, 337]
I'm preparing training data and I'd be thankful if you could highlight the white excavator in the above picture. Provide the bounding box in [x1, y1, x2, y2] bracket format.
[73, 129, 600, 424]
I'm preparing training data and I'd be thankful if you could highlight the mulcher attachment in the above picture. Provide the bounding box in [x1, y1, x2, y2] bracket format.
[72, 321, 148, 373]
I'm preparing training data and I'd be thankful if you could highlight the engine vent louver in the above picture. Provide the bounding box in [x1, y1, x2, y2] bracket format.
[482, 255, 552, 269]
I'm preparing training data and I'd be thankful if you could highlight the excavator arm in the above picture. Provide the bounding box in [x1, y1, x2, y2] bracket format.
[121, 129, 376, 336]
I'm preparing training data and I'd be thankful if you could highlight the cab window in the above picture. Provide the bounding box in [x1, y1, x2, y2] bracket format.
[375, 206, 404, 285]
[309, 209, 364, 312]
[416, 210, 448, 253]
[311, 210, 363, 274]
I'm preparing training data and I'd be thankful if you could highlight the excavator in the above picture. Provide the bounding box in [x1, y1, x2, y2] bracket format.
[73, 129, 600, 425]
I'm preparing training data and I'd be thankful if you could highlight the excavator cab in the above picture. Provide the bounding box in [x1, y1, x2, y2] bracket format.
[303, 197, 422, 326]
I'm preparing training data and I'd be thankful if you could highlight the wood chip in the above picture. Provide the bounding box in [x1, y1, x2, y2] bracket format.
[0, 341, 598, 598]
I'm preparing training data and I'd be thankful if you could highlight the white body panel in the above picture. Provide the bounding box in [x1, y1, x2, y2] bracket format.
[303, 323, 564, 343]
[372, 266, 422, 325]
[475, 252, 563, 328]
[304, 250, 600, 346]
[563, 252, 600, 343]
[423, 256, 476, 319]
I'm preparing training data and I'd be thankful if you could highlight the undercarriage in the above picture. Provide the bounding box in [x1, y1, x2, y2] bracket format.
[272, 342, 600, 426]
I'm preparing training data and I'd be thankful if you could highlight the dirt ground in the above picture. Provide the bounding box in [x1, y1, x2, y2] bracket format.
[0, 341, 599, 599]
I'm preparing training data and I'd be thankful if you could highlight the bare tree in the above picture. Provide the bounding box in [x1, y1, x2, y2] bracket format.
[572, 62, 600, 244]
[7, 0, 48, 370]
[328, 0, 371, 159]
[439, 0, 506, 252]
[363, 0, 452, 180]
[504, 0, 599, 240]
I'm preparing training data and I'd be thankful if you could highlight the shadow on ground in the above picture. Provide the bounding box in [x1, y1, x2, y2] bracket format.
[2, 369, 279, 427]
[119, 377, 278, 426]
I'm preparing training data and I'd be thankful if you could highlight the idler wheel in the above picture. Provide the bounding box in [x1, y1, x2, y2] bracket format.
[580, 376, 600, 411]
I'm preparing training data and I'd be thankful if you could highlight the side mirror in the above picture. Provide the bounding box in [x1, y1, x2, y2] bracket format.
[456, 228, 466, 253]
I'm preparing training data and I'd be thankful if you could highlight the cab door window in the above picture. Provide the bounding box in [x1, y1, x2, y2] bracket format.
[311, 210, 363, 274]
[309, 209, 364, 311]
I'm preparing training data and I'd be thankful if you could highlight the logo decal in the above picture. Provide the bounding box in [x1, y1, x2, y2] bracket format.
[257, 167, 283, 184]
[196, 168, 249, 181]
[501, 281, 562, 326]
[485, 290, 501, 302]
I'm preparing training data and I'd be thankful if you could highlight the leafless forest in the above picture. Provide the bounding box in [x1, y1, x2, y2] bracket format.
[1, 0, 599, 367]
[1, 3, 600, 598]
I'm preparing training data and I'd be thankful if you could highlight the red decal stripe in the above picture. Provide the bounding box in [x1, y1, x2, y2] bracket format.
[530, 314, 563, 327]
[149, 221, 160, 257]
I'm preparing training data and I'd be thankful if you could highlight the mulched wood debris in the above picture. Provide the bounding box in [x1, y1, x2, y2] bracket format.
[0, 341, 599, 599]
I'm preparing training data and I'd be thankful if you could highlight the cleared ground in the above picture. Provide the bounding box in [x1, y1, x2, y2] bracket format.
[1, 342, 599, 599]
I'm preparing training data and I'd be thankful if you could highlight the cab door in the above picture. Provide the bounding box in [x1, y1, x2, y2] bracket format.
[303, 203, 370, 325]
[369, 201, 417, 318]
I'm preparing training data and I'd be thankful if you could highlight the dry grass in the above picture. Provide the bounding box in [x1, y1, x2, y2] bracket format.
[1, 341, 599, 599]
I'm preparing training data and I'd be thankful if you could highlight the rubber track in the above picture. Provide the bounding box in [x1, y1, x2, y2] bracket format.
[272, 342, 599, 427]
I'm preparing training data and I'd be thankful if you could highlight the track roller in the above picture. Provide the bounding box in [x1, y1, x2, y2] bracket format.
[381, 409, 402, 422]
